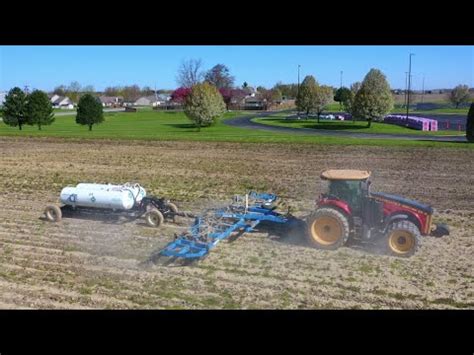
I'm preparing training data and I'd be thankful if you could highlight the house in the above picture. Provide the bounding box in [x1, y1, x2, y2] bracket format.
[99, 96, 123, 107]
[243, 95, 265, 110]
[50, 95, 74, 109]
[134, 94, 170, 106]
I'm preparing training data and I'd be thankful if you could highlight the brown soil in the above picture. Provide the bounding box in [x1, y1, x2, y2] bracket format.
[0, 137, 472, 309]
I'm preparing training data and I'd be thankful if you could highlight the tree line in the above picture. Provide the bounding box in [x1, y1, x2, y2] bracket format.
[1, 87, 105, 131]
[173, 59, 284, 110]
[296, 68, 393, 128]
[52, 82, 173, 103]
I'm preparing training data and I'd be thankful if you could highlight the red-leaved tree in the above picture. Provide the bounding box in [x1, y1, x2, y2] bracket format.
[219, 88, 247, 110]
[170, 87, 191, 103]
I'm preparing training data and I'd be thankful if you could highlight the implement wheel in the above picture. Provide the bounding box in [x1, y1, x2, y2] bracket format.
[44, 205, 62, 222]
[145, 208, 164, 227]
[306, 208, 349, 250]
[385, 220, 420, 257]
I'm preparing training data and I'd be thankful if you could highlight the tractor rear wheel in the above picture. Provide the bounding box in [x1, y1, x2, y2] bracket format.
[44, 205, 62, 222]
[145, 208, 164, 227]
[384, 220, 420, 257]
[306, 208, 350, 250]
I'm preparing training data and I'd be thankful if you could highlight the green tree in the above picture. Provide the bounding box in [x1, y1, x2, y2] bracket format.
[75, 93, 104, 131]
[466, 102, 474, 143]
[449, 85, 470, 108]
[344, 82, 361, 122]
[272, 88, 282, 103]
[184, 82, 226, 131]
[314, 85, 334, 123]
[26, 90, 55, 130]
[334, 87, 352, 110]
[2, 87, 27, 130]
[353, 69, 394, 128]
[296, 75, 318, 117]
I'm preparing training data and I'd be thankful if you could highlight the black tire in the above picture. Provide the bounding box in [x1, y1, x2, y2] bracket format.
[384, 220, 420, 257]
[305, 208, 350, 250]
[44, 205, 62, 222]
[144, 208, 164, 227]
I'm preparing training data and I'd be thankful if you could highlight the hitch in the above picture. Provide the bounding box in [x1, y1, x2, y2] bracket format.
[430, 223, 450, 238]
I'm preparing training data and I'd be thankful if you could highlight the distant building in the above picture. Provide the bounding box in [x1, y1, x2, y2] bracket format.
[50, 94, 74, 109]
[134, 94, 170, 106]
[243, 95, 264, 110]
[99, 96, 123, 107]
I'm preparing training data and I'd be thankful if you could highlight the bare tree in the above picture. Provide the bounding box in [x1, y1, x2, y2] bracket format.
[176, 59, 204, 88]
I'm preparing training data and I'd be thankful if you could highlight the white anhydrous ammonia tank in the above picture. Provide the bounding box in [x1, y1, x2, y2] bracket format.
[60, 183, 146, 210]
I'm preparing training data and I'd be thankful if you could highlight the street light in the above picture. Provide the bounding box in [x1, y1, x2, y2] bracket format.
[406, 53, 415, 120]
[421, 74, 425, 104]
[297, 64, 301, 117]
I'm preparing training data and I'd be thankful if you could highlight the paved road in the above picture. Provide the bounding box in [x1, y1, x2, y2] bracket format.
[54, 108, 125, 116]
[225, 111, 468, 142]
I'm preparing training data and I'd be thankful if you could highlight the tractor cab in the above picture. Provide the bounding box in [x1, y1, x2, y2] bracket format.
[318, 169, 385, 240]
[320, 169, 371, 214]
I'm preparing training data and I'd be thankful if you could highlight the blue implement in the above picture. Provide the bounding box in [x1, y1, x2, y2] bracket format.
[159, 192, 290, 260]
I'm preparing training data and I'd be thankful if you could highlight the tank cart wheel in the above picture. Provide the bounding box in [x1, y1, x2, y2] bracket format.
[384, 220, 420, 257]
[145, 208, 164, 228]
[305, 208, 349, 250]
[44, 205, 62, 222]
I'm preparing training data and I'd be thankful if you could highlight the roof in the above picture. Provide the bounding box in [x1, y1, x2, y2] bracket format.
[321, 169, 371, 181]
[100, 96, 122, 104]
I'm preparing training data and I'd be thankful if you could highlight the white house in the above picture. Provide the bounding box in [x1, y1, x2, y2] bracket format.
[99, 96, 123, 107]
[134, 94, 170, 106]
[50, 95, 74, 109]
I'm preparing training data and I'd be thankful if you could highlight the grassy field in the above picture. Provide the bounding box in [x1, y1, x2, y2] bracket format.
[253, 116, 465, 136]
[0, 109, 472, 149]
[53, 108, 76, 113]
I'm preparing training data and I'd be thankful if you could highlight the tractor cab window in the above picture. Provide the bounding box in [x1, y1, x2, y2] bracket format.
[327, 180, 363, 212]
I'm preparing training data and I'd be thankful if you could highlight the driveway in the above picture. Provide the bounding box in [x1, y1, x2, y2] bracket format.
[224, 111, 467, 142]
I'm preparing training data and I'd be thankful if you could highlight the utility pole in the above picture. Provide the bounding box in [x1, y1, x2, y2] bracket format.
[404, 72, 408, 108]
[24, 85, 30, 95]
[297, 65, 301, 96]
[297, 64, 301, 117]
[421, 75, 425, 104]
[406, 53, 414, 120]
[340, 71, 343, 88]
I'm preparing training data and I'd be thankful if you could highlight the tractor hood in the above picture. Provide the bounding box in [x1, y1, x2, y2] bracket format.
[370, 192, 433, 215]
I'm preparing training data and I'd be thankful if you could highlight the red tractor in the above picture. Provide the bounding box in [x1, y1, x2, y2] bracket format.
[306, 170, 449, 257]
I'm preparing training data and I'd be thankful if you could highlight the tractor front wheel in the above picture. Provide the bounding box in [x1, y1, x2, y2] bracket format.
[145, 208, 164, 228]
[306, 208, 350, 250]
[384, 220, 420, 257]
